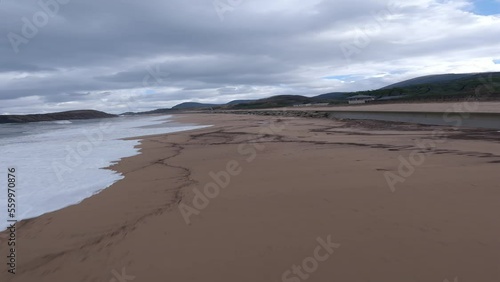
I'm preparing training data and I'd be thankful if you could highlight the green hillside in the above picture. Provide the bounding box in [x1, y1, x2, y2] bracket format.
[348, 72, 500, 102]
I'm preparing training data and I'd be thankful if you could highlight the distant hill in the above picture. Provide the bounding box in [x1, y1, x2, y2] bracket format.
[122, 72, 500, 114]
[229, 95, 314, 109]
[0, 110, 117, 124]
[382, 73, 479, 89]
[312, 92, 347, 101]
[227, 93, 359, 109]
[171, 102, 220, 110]
[227, 72, 500, 109]
[121, 108, 174, 116]
[356, 72, 500, 101]
[226, 99, 256, 105]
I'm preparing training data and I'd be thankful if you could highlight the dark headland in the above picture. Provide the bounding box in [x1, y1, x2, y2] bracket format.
[0, 110, 117, 124]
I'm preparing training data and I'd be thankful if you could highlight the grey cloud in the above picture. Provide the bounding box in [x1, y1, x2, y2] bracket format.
[1, 0, 500, 114]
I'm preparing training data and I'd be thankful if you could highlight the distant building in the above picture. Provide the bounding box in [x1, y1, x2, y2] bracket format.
[347, 95, 375, 105]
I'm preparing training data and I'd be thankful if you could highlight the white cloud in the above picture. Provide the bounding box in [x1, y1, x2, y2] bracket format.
[0, 0, 499, 114]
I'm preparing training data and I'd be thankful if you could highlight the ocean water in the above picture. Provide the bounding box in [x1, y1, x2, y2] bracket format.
[0, 115, 208, 230]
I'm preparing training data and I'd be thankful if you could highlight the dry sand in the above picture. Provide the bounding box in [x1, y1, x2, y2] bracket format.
[1, 113, 500, 282]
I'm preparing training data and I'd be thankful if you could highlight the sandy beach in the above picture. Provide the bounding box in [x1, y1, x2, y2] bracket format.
[1, 113, 500, 282]
[278, 101, 500, 113]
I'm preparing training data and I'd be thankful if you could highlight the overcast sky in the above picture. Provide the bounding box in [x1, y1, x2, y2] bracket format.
[1, 0, 500, 114]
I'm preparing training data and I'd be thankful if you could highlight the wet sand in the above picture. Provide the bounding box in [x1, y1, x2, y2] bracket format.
[1, 113, 499, 282]
[279, 101, 500, 113]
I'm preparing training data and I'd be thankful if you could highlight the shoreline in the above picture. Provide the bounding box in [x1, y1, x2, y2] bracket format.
[1, 113, 500, 281]
[0, 115, 207, 232]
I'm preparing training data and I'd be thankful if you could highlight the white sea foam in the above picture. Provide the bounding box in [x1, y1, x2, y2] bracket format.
[52, 120, 73, 124]
[0, 116, 209, 230]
